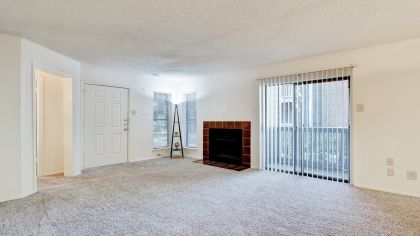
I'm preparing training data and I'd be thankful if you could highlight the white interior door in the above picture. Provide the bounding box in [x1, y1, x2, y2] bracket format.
[84, 84, 129, 168]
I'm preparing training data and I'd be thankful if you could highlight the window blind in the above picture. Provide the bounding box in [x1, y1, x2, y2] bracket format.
[182, 92, 197, 148]
[259, 67, 352, 182]
[153, 92, 172, 148]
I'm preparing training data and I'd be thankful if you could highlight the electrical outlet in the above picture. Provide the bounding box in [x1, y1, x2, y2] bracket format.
[386, 158, 394, 166]
[356, 104, 365, 112]
[407, 170, 417, 180]
[387, 168, 395, 177]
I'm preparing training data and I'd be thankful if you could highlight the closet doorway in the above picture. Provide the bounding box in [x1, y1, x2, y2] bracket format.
[35, 70, 73, 177]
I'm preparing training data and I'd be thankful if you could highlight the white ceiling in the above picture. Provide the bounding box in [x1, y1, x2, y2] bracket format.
[1, 0, 420, 76]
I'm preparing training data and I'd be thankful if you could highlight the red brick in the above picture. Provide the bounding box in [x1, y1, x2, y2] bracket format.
[243, 138, 251, 146]
[243, 154, 251, 163]
[243, 129, 251, 138]
[243, 163, 251, 168]
[243, 146, 251, 155]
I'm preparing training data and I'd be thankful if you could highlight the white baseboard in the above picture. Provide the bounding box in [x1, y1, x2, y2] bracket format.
[21, 189, 36, 199]
[0, 189, 36, 203]
[353, 183, 420, 198]
[129, 156, 159, 163]
[0, 193, 22, 203]
[184, 155, 201, 159]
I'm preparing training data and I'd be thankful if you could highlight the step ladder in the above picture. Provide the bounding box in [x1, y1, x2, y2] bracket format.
[170, 104, 184, 159]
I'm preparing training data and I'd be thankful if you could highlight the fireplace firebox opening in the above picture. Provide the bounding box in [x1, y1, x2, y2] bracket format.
[209, 128, 242, 165]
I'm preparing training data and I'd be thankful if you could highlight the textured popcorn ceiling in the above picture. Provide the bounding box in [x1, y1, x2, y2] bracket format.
[1, 0, 420, 76]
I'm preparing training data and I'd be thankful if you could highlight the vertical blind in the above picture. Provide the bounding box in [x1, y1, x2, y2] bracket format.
[182, 92, 197, 148]
[153, 92, 172, 148]
[259, 67, 352, 183]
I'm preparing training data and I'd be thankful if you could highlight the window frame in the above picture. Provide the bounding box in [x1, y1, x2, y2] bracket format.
[153, 91, 172, 149]
[262, 76, 351, 183]
[182, 91, 197, 148]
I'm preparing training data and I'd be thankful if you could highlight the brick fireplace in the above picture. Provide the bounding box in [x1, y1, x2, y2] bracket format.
[203, 121, 251, 169]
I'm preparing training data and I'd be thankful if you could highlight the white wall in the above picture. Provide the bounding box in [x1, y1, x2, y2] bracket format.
[62, 77, 74, 177]
[180, 37, 420, 197]
[20, 39, 81, 197]
[81, 64, 179, 163]
[0, 34, 81, 202]
[0, 34, 22, 202]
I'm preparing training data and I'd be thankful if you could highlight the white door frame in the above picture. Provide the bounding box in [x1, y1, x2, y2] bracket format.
[81, 81, 131, 169]
[32, 63, 77, 190]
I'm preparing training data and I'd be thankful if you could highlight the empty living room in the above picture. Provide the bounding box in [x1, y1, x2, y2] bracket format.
[1, 0, 420, 235]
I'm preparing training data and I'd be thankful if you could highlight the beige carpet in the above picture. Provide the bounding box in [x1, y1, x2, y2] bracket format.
[1, 157, 419, 236]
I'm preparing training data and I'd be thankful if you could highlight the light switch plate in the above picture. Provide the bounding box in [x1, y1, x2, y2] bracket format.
[386, 158, 394, 166]
[132, 109, 136, 115]
[387, 168, 395, 177]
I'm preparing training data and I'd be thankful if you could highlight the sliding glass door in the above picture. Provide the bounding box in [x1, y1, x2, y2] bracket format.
[260, 68, 351, 183]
